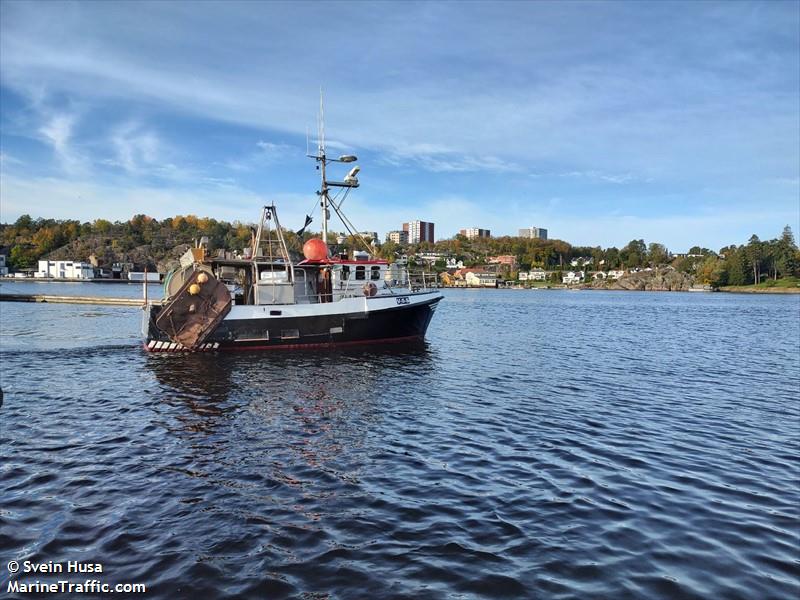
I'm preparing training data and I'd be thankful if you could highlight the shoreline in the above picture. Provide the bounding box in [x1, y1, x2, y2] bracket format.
[0, 278, 158, 285]
[5, 279, 799, 294]
[441, 285, 800, 294]
[716, 286, 800, 294]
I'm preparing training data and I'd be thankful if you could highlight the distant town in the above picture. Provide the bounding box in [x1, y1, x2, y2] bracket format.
[1, 215, 798, 292]
[383, 221, 545, 245]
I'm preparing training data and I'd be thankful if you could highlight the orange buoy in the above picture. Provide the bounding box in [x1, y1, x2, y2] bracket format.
[303, 238, 329, 261]
[197, 272, 209, 284]
[188, 283, 201, 295]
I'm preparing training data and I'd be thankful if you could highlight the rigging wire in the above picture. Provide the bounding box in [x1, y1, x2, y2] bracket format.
[328, 197, 373, 254]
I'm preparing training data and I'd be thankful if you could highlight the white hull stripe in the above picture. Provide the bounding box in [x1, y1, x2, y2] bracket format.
[148, 340, 219, 352]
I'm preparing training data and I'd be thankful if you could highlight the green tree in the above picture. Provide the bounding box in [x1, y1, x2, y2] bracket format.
[8, 244, 36, 269]
[13, 214, 33, 232]
[604, 247, 620, 269]
[724, 246, 749, 285]
[745, 234, 764, 284]
[775, 225, 799, 278]
[621, 239, 646, 268]
[647, 243, 669, 267]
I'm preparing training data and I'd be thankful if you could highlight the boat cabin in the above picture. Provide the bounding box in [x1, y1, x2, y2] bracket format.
[297, 257, 390, 303]
[204, 255, 392, 306]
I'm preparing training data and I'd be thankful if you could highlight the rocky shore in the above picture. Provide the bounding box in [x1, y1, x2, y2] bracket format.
[587, 269, 695, 291]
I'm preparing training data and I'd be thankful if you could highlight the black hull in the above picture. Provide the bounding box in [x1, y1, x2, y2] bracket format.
[144, 296, 440, 352]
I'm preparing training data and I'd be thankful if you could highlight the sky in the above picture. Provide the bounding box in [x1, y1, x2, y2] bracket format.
[1, 0, 798, 251]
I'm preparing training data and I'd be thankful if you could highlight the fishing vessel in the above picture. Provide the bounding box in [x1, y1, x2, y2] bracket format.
[141, 119, 442, 352]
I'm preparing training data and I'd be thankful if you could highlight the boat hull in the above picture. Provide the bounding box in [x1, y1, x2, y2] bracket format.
[142, 291, 441, 352]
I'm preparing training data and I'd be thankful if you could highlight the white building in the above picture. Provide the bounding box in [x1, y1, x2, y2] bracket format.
[403, 220, 435, 244]
[36, 260, 94, 279]
[518, 226, 548, 240]
[570, 257, 593, 267]
[518, 268, 550, 282]
[607, 270, 625, 280]
[518, 270, 548, 281]
[416, 251, 447, 264]
[127, 272, 161, 282]
[465, 272, 498, 287]
[528, 268, 549, 281]
[459, 228, 491, 239]
[562, 270, 584, 284]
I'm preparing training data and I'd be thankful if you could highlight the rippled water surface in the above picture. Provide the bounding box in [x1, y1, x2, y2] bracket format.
[2, 285, 799, 599]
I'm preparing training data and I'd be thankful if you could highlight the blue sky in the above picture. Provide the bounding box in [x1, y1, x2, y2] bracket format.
[1, 0, 798, 251]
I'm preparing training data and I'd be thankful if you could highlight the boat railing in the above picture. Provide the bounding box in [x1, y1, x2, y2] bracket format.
[292, 269, 438, 304]
[385, 270, 439, 292]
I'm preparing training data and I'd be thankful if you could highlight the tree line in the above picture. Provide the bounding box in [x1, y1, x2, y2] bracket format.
[376, 227, 799, 286]
[2, 214, 256, 270]
[2, 214, 798, 286]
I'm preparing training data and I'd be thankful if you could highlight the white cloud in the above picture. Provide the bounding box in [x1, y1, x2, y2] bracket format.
[768, 177, 800, 186]
[0, 1, 797, 249]
[556, 170, 636, 184]
[225, 140, 298, 172]
[37, 113, 86, 174]
[39, 114, 73, 151]
[0, 152, 24, 167]
[0, 173, 259, 224]
[380, 150, 525, 174]
[108, 122, 161, 173]
[256, 140, 291, 153]
[5, 1, 792, 180]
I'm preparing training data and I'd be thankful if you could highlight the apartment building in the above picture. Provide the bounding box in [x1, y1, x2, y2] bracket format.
[518, 226, 548, 240]
[403, 221, 435, 243]
[459, 228, 491, 240]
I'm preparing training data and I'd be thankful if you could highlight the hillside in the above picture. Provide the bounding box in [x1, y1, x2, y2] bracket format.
[1, 215, 798, 288]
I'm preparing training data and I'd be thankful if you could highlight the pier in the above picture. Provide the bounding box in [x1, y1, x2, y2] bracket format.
[0, 293, 159, 307]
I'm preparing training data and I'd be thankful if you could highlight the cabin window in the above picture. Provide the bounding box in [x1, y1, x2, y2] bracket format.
[281, 329, 300, 340]
[355, 266, 366, 280]
[370, 266, 381, 280]
[342, 266, 350, 280]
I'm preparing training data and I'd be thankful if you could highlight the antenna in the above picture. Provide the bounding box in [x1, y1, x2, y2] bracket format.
[319, 86, 325, 157]
[306, 126, 309, 157]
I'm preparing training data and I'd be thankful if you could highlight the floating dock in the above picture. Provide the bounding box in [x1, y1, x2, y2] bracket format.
[0, 293, 160, 306]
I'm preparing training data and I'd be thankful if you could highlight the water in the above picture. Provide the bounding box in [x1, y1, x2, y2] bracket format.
[1, 286, 799, 599]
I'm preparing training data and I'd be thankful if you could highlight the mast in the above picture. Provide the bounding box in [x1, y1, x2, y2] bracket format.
[308, 91, 359, 248]
[319, 90, 329, 244]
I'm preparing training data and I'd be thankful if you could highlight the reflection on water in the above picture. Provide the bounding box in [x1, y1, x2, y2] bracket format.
[1, 289, 799, 599]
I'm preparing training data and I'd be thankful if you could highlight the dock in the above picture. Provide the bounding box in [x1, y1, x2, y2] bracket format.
[0, 293, 160, 306]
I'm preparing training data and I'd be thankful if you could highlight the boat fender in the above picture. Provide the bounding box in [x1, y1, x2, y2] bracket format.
[363, 282, 377, 297]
